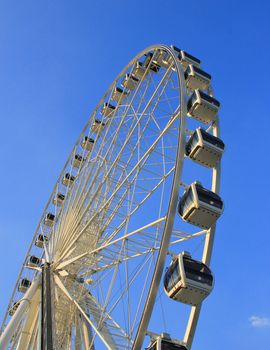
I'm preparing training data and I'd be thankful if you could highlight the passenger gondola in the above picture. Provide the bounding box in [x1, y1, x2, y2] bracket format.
[35, 234, 48, 248]
[184, 65, 211, 90]
[187, 89, 220, 124]
[90, 119, 106, 134]
[164, 252, 214, 306]
[185, 128, 225, 168]
[178, 181, 223, 229]
[53, 192, 65, 206]
[44, 213, 55, 227]
[155, 49, 173, 68]
[147, 333, 188, 350]
[18, 278, 32, 293]
[142, 52, 160, 72]
[111, 87, 129, 103]
[81, 136, 95, 151]
[27, 255, 41, 268]
[72, 154, 86, 168]
[9, 301, 20, 316]
[171, 46, 201, 69]
[101, 102, 116, 117]
[132, 61, 148, 80]
[121, 74, 139, 90]
[62, 173, 76, 186]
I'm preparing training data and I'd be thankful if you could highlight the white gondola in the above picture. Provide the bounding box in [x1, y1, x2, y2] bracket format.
[72, 154, 85, 168]
[187, 89, 220, 124]
[101, 102, 116, 118]
[44, 213, 55, 227]
[9, 301, 20, 316]
[184, 65, 211, 91]
[147, 333, 188, 350]
[171, 46, 201, 69]
[121, 74, 139, 90]
[81, 136, 95, 151]
[164, 252, 214, 306]
[53, 193, 65, 206]
[178, 181, 223, 229]
[142, 52, 160, 72]
[62, 173, 76, 186]
[90, 119, 106, 134]
[185, 128, 225, 168]
[18, 278, 32, 293]
[132, 61, 148, 80]
[111, 87, 129, 103]
[155, 49, 173, 68]
[35, 234, 48, 248]
[27, 255, 41, 268]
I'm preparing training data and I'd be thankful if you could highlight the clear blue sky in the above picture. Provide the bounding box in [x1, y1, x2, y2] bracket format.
[0, 1, 270, 349]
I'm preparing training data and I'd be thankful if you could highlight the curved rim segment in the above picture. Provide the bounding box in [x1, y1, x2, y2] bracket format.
[131, 44, 188, 350]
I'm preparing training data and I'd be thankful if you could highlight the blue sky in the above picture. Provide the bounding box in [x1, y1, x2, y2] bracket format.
[0, 0, 270, 349]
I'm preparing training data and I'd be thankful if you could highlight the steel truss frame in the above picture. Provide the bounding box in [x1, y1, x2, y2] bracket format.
[0, 44, 221, 350]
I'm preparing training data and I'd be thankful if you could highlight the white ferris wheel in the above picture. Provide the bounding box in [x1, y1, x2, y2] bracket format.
[0, 44, 224, 350]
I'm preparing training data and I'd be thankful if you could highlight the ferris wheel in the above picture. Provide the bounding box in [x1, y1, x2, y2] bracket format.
[0, 44, 224, 350]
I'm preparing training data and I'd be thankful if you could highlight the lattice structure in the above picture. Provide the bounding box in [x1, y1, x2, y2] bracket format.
[0, 45, 224, 350]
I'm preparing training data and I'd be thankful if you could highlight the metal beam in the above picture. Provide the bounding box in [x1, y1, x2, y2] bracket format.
[41, 263, 54, 350]
[16, 287, 40, 350]
[0, 277, 40, 349]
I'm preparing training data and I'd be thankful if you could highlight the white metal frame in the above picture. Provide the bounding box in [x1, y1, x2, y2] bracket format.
[0, 44, 222, 350]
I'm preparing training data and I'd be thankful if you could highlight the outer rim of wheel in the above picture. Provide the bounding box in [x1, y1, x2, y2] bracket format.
[131, 44, 188, 350]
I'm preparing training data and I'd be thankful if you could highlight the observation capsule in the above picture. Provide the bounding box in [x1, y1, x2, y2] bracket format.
[27, 255, 41, 268]
[164, 252, 214, 306]
[155, 49, 173, 68]
[101, 102, 116, 118]
[9, 301, 20, 316]
[53, 193, 65, 207]
[171, 46, 201, 69]
[147, 333, 188, 350]
[44, 213, 55, 227]
[18, 278, 32, 293]
[111, 87, 129, 103]
[90, 119, 106, 134]
[142, 52, 160, 72]
[185, 128, 225, 168]
[132, 61, 148, 80]
[35, 234, 48, 248]
[184, 65, 211, 91]
[62, 173, 76, 186]
[187, 89, 220, 124]
[81, 136, 95, 151]
[178, 182, 223, 229]
[121, 74, 139, 90]
[72, 154, 86, 168]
